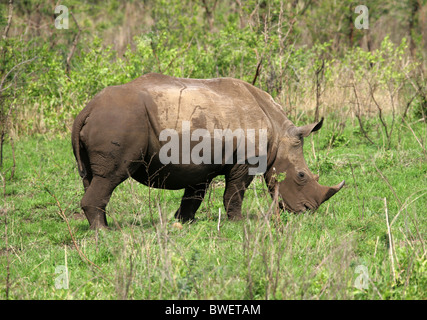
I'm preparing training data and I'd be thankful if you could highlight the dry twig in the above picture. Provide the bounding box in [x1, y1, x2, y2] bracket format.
[383, 197, 397, 284]
[46, 188, 102, 271]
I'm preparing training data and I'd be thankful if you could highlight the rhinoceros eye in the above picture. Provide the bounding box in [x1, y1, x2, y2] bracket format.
[298, 171, 305, 179]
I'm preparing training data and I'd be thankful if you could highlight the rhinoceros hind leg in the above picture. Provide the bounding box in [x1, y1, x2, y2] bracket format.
[223, 165, 254, 220]
[81, 175, 125, 229]
[175, 182, 210, 222]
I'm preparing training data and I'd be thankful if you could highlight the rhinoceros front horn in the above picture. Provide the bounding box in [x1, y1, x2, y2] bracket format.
[322, 180, 345, 203]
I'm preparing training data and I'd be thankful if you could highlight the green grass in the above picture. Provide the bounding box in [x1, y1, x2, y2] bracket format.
[0, 119, 426, 300]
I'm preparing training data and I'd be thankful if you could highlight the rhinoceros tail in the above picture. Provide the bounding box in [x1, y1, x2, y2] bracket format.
[71, 107, 91, 178]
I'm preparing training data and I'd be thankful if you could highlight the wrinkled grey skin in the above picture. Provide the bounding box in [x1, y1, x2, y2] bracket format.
[72, 73, 344, 229]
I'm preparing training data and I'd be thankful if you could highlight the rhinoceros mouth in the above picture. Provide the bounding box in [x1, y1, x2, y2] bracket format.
[302, 202, 320, 213]
[303, 204, 312, 211]
[282, 201, 316, 214]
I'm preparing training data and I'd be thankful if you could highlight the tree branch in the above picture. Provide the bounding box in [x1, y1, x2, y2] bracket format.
[2, 0, 13, 40]
[352, 83, 375, 145]
[0, 56, 38, 92]
[66, 12, 82, 75]
[252, 58, 263, 86]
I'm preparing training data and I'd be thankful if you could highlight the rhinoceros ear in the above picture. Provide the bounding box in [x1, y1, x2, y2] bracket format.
[297, 117, 324, 137]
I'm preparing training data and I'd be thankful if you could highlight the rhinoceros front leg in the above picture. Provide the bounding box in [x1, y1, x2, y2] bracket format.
[223, 165, 254, 220]
[175, 182, 210, 222]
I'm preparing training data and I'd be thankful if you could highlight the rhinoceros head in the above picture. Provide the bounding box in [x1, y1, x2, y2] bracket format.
[265, 118, 345, 213]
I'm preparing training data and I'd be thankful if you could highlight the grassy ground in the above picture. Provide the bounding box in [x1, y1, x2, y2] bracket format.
[0, 118, 426, 299]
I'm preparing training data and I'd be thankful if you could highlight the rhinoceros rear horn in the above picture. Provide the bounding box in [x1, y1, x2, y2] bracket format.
[297, 117, 324, 137]
[322, 180, 345, 203]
